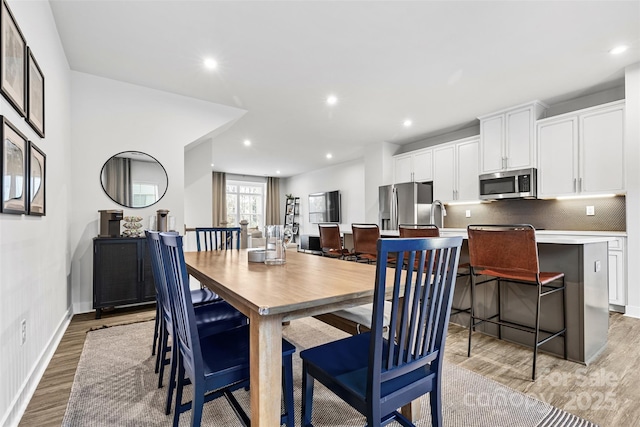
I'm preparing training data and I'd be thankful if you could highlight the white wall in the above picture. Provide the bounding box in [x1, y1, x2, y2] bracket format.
[282, 159, 366, 235]
[184, 140, 214, 251]
[69, 72, 244, 313]
[0, 2, 71, 426]
[624, 63, 640, 318]
[364, 141, 397, 223]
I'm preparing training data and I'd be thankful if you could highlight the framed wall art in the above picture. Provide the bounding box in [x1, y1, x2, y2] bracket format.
[28, 141, 45, 215]
[0, 0, 26, 117]
[27, 48, 44, 137]
[27, 47, 44, 138]
[1, 116, 27, 214]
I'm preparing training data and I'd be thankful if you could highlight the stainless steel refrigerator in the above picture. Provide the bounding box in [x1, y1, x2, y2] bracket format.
[379, 182, 433, 230]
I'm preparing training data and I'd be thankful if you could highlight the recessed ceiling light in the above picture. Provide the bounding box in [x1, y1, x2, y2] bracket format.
[326, 95, 338, 105]
[276, 170, 281, 174]
[403, 119, 412, 127]
[211, 163, 214, 167]
[203, 57, 218, 69]
[243, 139, 251, 147]
[326, 153, 333, 159]
[609, 45, 628, 55]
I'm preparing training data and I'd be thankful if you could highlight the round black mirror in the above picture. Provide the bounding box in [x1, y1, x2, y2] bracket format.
[100, 151, 168, 208]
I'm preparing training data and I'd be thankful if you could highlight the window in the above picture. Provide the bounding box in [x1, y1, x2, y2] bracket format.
[226, 180, 265, 229]
[131, 182, 158, 208]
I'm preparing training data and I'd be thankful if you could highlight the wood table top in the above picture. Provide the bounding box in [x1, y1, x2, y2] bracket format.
[184, 249, 381, 319]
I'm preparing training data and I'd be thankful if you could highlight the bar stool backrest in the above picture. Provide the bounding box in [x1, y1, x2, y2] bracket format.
[399, 224, 439, 238]
[318, 223, 342, 251]
[467, 224, 540, 276]
[352, 223, 379, 256]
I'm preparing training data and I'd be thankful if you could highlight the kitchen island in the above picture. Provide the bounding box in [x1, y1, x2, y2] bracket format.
[440, 229, 612, 364]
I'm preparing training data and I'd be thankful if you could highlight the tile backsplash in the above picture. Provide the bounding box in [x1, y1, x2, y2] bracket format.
[445, 196, 625, 232]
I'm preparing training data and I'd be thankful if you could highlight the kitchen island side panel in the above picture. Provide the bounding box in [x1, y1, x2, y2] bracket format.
[450, 240, 609, 364]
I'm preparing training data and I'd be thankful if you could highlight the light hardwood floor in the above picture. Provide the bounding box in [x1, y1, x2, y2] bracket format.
[18, 306, 640, 427]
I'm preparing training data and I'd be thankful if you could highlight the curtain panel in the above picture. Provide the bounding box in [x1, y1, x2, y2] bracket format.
[104, 156, 132, 206]
[265, 176, 280, 226]
[212, 171, 227, 226]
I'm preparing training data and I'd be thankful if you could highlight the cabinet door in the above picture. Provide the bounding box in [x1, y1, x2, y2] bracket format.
[94, 240, 139, 307]
[140, 242, 156, 301]
[537, 117, 578, 197]
[479, 115, 504, 173]
[394, 154, 413, 183]
[505, 107, 535, 170]
[456, 139, 479, 201]
[580, 106, 625, 194]
[412, 149, 433, 182]
[433, 144, 456, 202]
[608, 250, 625, 306]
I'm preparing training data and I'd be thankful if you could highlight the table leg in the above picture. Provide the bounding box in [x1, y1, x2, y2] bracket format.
[401, 400, 421, 421]
[249, 311, 283, 427]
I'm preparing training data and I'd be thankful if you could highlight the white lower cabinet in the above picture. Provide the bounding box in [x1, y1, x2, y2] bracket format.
[607, 237, 626, 309]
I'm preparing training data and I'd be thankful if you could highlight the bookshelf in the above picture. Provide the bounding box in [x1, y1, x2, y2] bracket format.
[284, 196, 300, 243]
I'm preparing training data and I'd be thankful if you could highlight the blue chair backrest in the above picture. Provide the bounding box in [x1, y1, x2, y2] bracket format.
[159, 232, 202, 377]
[195, 227, 241, 251]
[145, 230, 177, 321]
[369, 236, 462, 402]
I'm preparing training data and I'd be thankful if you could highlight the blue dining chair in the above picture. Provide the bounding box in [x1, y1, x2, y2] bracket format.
[195, 227, 241, 251]
[150, 230, 221, 358]
[300, 236, 463, 427]
[145, 231, 247, 415]
[159, 232, 296, 427]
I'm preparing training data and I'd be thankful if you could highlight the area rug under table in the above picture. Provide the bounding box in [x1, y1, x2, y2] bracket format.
[62, 318, 597, 427]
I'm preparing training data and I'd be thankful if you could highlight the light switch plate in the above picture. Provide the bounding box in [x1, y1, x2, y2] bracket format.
[465, 210, 471, 218]
[586, 206, 595, 216]
[595, 260, 601, 272]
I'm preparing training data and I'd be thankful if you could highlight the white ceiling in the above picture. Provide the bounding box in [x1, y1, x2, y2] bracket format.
[49, 0, 640, 177]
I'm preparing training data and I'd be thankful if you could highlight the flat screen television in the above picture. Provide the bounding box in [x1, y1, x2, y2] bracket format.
[309, 190, 341, 223]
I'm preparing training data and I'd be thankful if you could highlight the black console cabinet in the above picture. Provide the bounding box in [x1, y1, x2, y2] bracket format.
[93, 237, 155, 319]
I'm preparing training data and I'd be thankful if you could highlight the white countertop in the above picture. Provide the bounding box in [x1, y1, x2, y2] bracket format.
[332, 228, 625, 245]
[438, 228, 625, 245]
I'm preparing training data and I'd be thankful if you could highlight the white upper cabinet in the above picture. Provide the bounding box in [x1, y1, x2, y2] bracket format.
[393, 148, 433, 183]
[433, 137, 479, 203]
[456, 138, 480, 201]
[537, 100, 625, 198]
[479, 101, 547, 174]
[580, 103, 625, 194]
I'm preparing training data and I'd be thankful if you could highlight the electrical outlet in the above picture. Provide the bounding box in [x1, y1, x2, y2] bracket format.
[586, 206, 595, 216]
[21, 319, 26, 345]
[465, 210, 471, 218]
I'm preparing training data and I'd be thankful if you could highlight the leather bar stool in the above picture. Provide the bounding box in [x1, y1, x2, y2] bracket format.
[351, 223, 380, 263]
[399, 224, 471, 317]
[318, 223, 354, 260]
[466, 224, 567, 381]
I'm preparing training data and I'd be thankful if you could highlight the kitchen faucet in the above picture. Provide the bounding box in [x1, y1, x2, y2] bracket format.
[430, 200, 446, 229]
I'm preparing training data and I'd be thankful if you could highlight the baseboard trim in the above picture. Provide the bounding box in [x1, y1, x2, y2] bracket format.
[73, 301, 93, 314]
[2, 307, 73, 427]
[624, 305, 640, 319]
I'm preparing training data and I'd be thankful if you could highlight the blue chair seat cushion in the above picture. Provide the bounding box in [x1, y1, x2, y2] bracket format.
[196, 325, 296, 385]
[190, 288, 220, 305]
[193, 301, 247, 337]
[300, 332, 434, 404]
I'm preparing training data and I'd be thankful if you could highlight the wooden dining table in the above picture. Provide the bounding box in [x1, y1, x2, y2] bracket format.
[184, 248, 408, 426]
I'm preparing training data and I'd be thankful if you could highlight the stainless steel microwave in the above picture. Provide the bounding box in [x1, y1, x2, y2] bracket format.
[479, 168, 537, 200]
